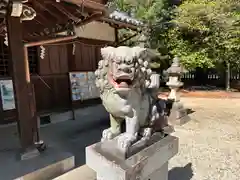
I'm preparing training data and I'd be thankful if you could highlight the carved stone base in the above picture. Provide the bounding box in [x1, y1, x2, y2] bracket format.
[168, 100, 190, 126]
[86, 135, 179, 180]
[98, 132, 166, 160]
[147, 162, 168, 180]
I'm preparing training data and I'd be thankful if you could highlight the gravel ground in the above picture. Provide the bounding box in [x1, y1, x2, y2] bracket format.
[168, 98, 240, 180]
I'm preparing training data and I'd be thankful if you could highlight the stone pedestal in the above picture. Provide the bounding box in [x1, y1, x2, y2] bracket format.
[168, 100, 191, 126]
[86, 135, 178, 180]
[53, 165, 96, 180]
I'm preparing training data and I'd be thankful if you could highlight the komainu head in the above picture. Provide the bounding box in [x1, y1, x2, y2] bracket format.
[95, 46, 153, 94]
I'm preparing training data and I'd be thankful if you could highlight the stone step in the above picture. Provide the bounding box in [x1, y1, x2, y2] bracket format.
[53, 165, 96, 180]
[7, 148, 75, 180]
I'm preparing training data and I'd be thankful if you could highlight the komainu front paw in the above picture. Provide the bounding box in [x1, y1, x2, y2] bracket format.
[142, 128, 152, 138]
[101, 128, 120, 142]
[117, 133, 137, 152]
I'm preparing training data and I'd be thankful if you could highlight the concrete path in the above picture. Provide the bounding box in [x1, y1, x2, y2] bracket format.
[0, 104, 109, 168]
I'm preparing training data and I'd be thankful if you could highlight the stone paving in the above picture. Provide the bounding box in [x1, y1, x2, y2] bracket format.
[0, 104, 109, 168]
[169, 98, 240, 180]
[1, 98, 240, 179]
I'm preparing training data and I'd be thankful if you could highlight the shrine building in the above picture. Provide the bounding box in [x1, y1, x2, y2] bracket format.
[0, 0, 143, 160]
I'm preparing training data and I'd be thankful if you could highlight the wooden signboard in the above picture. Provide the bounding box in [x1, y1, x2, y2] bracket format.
[0, 80, 16, 111]
[69, 71, 100, 101]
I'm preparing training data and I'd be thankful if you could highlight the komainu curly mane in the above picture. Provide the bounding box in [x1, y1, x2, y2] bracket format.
[95, 46, 167, 153]
[95, 46, 152, 93]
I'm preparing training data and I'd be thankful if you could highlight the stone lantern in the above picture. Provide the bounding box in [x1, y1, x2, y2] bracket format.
[166, 57, 184, 101]
[166, 57, 190, 125]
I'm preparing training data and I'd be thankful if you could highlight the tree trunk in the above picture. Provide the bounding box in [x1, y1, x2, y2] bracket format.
[225, 62, 231, 91]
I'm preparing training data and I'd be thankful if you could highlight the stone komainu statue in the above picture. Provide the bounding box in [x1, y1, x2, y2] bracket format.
[95, 46, 169, 152]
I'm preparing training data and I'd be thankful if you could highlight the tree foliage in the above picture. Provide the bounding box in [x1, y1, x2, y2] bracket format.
[108, 0, 174, 70]
[168, 0, 240, 69]
[110, 0, 240, 71]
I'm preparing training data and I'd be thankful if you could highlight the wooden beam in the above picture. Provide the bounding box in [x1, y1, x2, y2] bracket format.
[51, 2, 80, 23]
[116, 32, 139, 46]
[75, 12, 103, 27]
[34, 0, 64, 21]
[63, 0, 107, 13]
[6, 14, 40, 158]
[33, 18, 45, 27]
[114, 28, 119, 44]
[30, 1, 58, 26]
[35, 13, 53, 26]
[25, 22, 74, 38]
[100, 17, 140, 31]
[24, 35, 77, 47]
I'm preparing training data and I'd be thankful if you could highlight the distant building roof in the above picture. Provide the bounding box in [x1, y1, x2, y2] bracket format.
[108, 10, 144, 27]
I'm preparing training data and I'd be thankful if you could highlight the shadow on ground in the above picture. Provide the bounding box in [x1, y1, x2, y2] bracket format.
[169, 163, 193, 180]
[0, 105, 110, 170]
[40, 113, 109, 167]
[0, 105, 110, 179]
[187, 108, 195, 115]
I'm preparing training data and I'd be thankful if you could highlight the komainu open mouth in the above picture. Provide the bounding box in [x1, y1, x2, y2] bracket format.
[115, 79, 132, 88]
[111, 75, 133, 88]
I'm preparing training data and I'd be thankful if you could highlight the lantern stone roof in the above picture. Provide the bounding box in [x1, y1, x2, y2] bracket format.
[166, 57, 187, 74]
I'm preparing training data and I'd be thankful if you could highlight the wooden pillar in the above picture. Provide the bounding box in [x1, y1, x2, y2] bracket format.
[6, 14, 40, 159]
[114, 28, 119, 44]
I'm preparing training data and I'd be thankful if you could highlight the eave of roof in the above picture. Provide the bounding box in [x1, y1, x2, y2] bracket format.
[108, 10, 144, 27]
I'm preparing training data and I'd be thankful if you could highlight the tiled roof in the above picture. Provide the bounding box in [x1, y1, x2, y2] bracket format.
[108, 11, 144, 26]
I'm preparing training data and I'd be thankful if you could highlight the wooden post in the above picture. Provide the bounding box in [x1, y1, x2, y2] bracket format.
[6, 14, 40, 159]
[114, 28, 119, 45]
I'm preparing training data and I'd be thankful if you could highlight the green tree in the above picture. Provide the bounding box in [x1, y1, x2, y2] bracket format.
[168, 0, 240, 89]
[108, 0, 175, 70]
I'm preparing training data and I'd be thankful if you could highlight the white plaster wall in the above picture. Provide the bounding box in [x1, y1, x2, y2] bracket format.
[74, 21, 115, 42]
